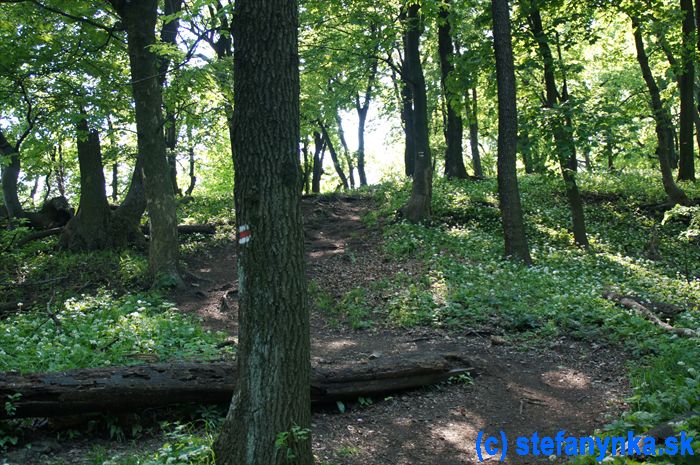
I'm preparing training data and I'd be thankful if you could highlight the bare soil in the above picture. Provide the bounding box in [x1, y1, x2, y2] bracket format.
[174, 194, 630, 465]
[4, 194, 630, 465]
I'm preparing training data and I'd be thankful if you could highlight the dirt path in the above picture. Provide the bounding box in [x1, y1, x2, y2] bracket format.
[174, 194, 630, 465]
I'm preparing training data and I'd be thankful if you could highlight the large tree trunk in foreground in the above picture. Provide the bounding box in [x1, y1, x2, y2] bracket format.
[528, 7, 589, 247]
[632, 18, 690, 206]
[212, 0, 311, 463]
[492, 0, 532, 265]
[111, 0, 182, 285]
[400, 3, 433, 222]
[438, 0, 467, 180]
[0, 353, 477, 419]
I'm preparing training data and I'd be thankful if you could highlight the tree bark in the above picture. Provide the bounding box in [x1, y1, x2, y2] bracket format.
[678, 0, 696, 180]
[59, 118, 113, 250]
[468, 88, 484, 177]
[518, 128, 535, 173]
[185, 145, 196, 197]
[335, 112, 355, 189]
[632, 18, 690, 205]
[59, 117, 144, 251]
[0, 129, 24, 221]
[492, 0, 532, 264]
[399, 3, 433, 222]
[319, 121, 350, 190]
[528, 7, 589, 247]
[111, 0, 182, 286]
[438, 0, 467, 179]
[355, 43, 378, 187]
[400, 64, 416, 177]
[212, 0, 312, 463]
[311, 131, 325, 194]
[0, 353, 477, 419]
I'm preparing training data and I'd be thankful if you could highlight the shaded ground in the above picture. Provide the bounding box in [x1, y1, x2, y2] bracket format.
[4, 194, 630, 465]
[174, 194, 630, 465]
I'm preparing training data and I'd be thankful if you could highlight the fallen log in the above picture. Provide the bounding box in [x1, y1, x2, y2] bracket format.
[603, 291, 698, 338]
[0, 353, 478, 419]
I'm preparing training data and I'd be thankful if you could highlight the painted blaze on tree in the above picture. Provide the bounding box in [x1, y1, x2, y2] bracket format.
[212, 0, 313, 464]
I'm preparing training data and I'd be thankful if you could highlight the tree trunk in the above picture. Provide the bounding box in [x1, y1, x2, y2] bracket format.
[438, 0, 467, 180]
[59, 118, 143, 251]
[212, 0, 312, 463]
[319, 122, 349, 190]
[185, 146, 196, 197]
[335, 113, 355, 189]
[112, 0, 182, 285]
[399, 3, 433, 223]
[59, 118, 113, 250]
[111, 163, 119, 202]
[0, 353, 477, 419]
[468, 88, 484, 177]
[113, 154, 148, 227]
[678, 0, 696, 180]
[0, 129, 24, 221]
[354, 50, 378, 187]
[400, 66, 416, 177]
[56, 142, 66, 198]
[492, 0, 532, 264]
[528, 7, 589, 247]
[165, 112, 181, 196]
[312, 131, 325, 194]
[518, 128, 535, 173]
[632, 18, 690, 205]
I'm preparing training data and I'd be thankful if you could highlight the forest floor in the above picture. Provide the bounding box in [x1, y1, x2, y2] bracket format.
[172, 194, 631, 465]
[4, 193, 632, 465]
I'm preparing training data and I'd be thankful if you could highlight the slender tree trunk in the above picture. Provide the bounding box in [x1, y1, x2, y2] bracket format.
[301, 137, 311, 194]
[438, 0, 467, 179]
[696, 0, 700, 155]
[185, 146, 196, 197]
[56, 142, 66, 198]
[0, 129, 24, 221]
[165, 112, 181, 196]
[528, 7, 588, 247]
[518, 128, 534, 173]
[356, 106, 370, 186]
[492, 0, 531, 264]
[399, 3, 433, 222]
[212, 0, 312, 462]
[335, 113, 355, 188]
[354, 46, 378, 187]
[319, 122, 349, 190]
[311, 131, 325, 194]
[112, 0, 182, 285]
[112, 163, 119, 202]
[400, 65, 416, 177]
[605, 129, 615, 171]
[632, 18, 690, 205]
[678, 0, 696, 180]
[468, 88, 483, 177]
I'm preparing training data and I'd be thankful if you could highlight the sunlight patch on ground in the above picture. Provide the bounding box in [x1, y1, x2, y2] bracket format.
[541, 367, 591, 390]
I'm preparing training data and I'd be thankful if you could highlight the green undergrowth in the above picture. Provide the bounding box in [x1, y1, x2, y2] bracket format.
[0, 292, 232, 374]
[341, 171, 700, 453]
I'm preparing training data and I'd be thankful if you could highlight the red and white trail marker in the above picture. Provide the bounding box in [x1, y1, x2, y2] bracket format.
[238, 224, 251, 245]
